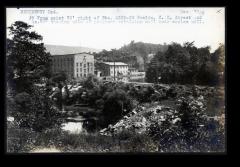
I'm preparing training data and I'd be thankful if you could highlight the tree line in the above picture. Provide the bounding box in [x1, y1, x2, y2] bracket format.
[146, 42, 224, 86]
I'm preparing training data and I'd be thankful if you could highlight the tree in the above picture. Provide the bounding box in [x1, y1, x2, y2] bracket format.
[7, 21, 52, 93]
[211, 44, 225, 85]
[6, 21, 64, 131]
[51, 71, 67, 84]
[214, 44, 225, 73]
[102, 89, 133, 126]
[50, 71, 68, 110]
[13, 87, 64, 132]
[145, 42, 216, 85]
[82, 74, 99, 90]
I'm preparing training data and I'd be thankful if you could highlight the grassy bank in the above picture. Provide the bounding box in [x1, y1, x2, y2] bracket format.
[7, 123, 158, 153]
[7, 121, 224, 153]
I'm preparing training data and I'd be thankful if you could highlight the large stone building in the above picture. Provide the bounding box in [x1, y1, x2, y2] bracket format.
[51, 53, 94, 80]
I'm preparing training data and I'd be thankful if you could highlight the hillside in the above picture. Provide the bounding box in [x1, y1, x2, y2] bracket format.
[94, 41, 168, 71]
[119, 41, 168, 54]
[119, 41, 168, 70]
[44, 44, 102, 55]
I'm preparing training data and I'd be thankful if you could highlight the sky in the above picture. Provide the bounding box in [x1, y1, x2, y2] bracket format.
[6, 7, 225, 52]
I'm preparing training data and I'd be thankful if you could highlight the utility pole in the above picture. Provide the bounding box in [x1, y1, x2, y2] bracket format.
[114, 61, 115, 81]
[112, 49, 116, 81]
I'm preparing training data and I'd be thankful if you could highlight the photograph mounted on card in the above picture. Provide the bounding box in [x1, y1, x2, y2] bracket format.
[6, 7, 225, 153]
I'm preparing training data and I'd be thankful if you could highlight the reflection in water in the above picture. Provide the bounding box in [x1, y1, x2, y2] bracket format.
[61, 122, 83, 134]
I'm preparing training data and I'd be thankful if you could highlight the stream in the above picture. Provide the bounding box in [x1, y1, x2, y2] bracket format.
[61, 116, 86, 134]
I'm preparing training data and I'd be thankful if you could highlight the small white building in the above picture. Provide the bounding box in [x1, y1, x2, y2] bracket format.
[98, 62, 129, 81]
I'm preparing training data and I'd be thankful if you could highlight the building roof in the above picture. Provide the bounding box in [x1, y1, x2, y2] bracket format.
[51, 52, 94, 56]
[103, 62, 128, 66]
[45, 44, 101, 55]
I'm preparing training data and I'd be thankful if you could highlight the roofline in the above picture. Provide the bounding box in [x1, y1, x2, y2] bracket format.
[51, 52, 94, 56]
[102, 62, 128, 65]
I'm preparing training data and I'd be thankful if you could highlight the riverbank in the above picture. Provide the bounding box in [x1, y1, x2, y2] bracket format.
[7, 84, 225, 153]
[7, 124, 158, 153]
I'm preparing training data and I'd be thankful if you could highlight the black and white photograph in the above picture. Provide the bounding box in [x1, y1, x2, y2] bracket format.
[6, 7, 225, 153]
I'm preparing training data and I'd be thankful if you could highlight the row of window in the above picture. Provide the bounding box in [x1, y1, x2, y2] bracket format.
[76, 73, 87, 78]
[77, 68, 93, 72]
[110, 70, 128, 73]
[76, 62, 93, 67]
[111, 71, 127, 74]
[53, 57, 73, 62]
[110, 66, 128, 69]
[111, 69, 128, 71]
[53, 61, 72, 68]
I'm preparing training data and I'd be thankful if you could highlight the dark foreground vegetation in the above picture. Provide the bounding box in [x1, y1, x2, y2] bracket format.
[7, 81, 225, 152]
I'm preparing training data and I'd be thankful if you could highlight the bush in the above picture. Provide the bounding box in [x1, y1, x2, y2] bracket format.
[166, 85, 178, 98]
[102, 89, 133, 127]
[12, 87, 64, 132]
[146, 96, 225, 152]
[82, 74, 99, 90]
[114, 129, 158, 152]
[7, 122, 37, 152]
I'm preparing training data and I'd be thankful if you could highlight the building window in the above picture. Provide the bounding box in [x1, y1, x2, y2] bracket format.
[84, 64, 86, 68]
[77, 73, 78, 77]
[76, 63, 78, 66]
[80, 68, 82, 72]
[80, 63, 82, 67]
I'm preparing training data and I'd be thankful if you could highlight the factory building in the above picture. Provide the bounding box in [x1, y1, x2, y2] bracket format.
[51, 52, 94, 80]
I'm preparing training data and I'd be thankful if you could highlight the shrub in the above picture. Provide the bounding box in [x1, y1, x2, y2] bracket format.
[166, 85, 178, 98]
[114, 129, 158, 152]
[147, 96, 225, 152]
[82, 74, 99, 90]
[102, 89, 133, 127]
[12, 87, 64, 132]
[7, 121, 37, 152]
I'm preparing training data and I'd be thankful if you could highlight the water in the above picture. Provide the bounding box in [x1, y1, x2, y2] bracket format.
[61, 122, 84, 134]
[61, 114, 97, 134]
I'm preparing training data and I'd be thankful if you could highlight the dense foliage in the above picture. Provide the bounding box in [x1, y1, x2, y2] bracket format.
[6, 21, 64, 132]
[7, 21, 52, 93]
[100, 85, 225, 152]
[147, 96, 224, 152]
[12, 87, 64, 132]
[146, 42, 225, 86]
[101, 89, 133, 126]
